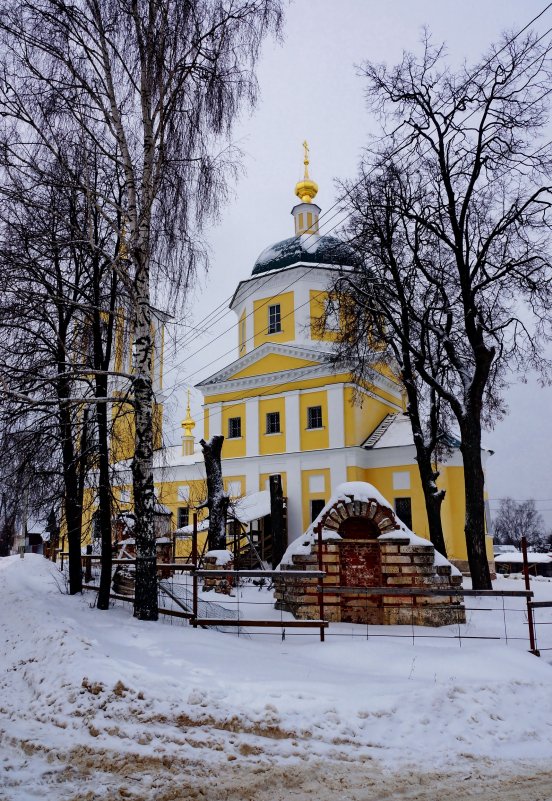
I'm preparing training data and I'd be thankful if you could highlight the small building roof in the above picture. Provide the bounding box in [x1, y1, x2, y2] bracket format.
[495, 552, 552, 564]
[231, 490, 271, 524]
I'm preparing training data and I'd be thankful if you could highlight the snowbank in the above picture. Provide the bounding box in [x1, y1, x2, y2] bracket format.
[2, 556, 552, 800]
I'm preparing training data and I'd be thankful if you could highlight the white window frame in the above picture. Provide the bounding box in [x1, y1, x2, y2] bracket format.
[268, 304, 282, 334]
[266, 411, 281, 434]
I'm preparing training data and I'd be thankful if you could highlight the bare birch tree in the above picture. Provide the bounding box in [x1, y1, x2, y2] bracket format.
[0, 0, 282, 618]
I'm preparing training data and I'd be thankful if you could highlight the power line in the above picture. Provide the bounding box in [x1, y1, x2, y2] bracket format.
[162, 4, 552, 365]
[160, 10, 552, 398]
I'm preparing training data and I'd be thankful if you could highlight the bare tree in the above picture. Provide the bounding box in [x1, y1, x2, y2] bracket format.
[0, 0, 282, 619]
[339, 32, 552, 588]
[331, 166, 452, 557]
[493, 498, 548, 550]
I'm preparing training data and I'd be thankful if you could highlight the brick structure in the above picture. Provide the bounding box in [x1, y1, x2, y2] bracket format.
[203, 551, 234, 594]
[275, 486, 465, 627]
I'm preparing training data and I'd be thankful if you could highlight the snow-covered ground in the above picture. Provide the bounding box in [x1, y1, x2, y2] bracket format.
[2, 555, 552, 801]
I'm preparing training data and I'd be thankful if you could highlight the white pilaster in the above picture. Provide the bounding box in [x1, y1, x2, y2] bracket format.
[209, 403, 222, 437]
[294, 278, 311, 346]
[327, 384, 345, 449]
[245, 397, 259, 457]
[285, 458, 303, 542]
[285, 390, 301, 453]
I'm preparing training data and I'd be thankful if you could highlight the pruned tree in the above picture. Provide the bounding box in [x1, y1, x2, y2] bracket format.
[338, 32, 552, 588]
[493, 498, 548, 550]
[200, 436, 229, 551]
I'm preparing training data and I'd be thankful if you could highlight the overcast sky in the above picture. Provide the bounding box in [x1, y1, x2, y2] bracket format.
[161, 0, 552, 527]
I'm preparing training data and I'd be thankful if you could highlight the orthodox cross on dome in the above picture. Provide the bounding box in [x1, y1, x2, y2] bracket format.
[295, 140, 318, 204]
[303, 139, 310, 179]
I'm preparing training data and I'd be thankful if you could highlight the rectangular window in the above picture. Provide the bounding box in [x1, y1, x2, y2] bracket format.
[268, 304, 281, 334]
[307, 405, 323, 429]
[177, 507, 189, 529]
[311, 498, 326, 522]
[266, 411, 281, 434]
[228, 416, 241, 439]
[394, 497, 412, 531]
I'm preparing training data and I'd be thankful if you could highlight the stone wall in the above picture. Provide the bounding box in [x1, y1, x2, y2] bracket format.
[275, 535, 465, 627]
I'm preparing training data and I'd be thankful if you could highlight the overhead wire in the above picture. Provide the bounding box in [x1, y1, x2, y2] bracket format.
[161, 10, 552, 412]
[161, 3, 552, 367]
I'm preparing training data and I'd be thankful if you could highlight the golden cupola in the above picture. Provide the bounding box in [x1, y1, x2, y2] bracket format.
[181, 391, 196, 456]
[292, 140, 321, 236]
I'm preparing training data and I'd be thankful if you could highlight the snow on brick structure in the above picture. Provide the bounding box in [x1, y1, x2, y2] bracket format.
[203, 550, 234, 594]
[275, 482, 465, 627]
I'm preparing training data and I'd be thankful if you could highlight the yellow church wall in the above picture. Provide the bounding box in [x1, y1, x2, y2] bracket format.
[344, 388, 392, 447]
[223, 475, 246, 498]
[439, 466, 468, 561]
[299, 390, 329, 451]
[221, 402, 246, 458]
[203, 408, 210, 441]
[111, 399, 163, 463]
[253, 292, 295, 348]
[111, 399, 135, 463]
[259, 397, 286, 454]
[346, 466, 365, 483]
[239, 310, 247, 357]
[301, 468, 331, 532]
[259, 471, 287, 496]
[347, 463, 471, 562]
[231, 353, 315, 379]
[309, 290, 339, 342]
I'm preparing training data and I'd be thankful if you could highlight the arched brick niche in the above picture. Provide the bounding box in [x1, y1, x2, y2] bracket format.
[275, 487, 465, 627]
[318, 496, 400, 537]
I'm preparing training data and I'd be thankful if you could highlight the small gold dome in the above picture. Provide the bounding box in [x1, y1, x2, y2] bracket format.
[181, 390, 195, 437]
[294, 140, 318, 204]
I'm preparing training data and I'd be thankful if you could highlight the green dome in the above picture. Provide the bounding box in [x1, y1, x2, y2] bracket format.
[252, 234, 358, 275]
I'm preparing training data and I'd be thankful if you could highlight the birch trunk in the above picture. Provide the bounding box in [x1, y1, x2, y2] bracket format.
[96, 372, 113, 610]
[132, 255, 158, 620]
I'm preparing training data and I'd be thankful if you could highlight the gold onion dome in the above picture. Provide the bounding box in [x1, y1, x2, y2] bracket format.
[181, 391, 195, 437]
[294, 140, 318, 203]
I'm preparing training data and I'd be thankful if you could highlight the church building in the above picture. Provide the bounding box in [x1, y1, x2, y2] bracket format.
[119, 147, 494, 572]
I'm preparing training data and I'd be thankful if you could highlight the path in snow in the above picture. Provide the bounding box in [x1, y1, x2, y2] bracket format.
[2, 556, 552, 801]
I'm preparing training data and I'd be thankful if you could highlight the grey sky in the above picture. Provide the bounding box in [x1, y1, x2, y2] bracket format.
[162, 0, 552, 527]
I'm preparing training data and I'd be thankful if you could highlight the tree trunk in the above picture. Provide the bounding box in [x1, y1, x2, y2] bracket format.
[200, 436, 228, 551]
[269, 474, 286, 568]
[132, 270, 158, 621]
[96, 373, 113, 610]
[59, 399, 82, 595]
[402, 365, 447, 556]
[459, 414, 492, 590]
[416, 451, 448, 557]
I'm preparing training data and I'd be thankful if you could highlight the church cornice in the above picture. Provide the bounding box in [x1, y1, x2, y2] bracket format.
[195, 341, 401, 401]
[230, 262, 352, 309]
[196, 341, 333, 388]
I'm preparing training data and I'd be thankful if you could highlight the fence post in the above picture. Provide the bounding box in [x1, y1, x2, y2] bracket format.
[85, 546, 92, 583]
[521, 536, 539, 656]
[316, 522, 325, 642]
[192, 511, 198, 629]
